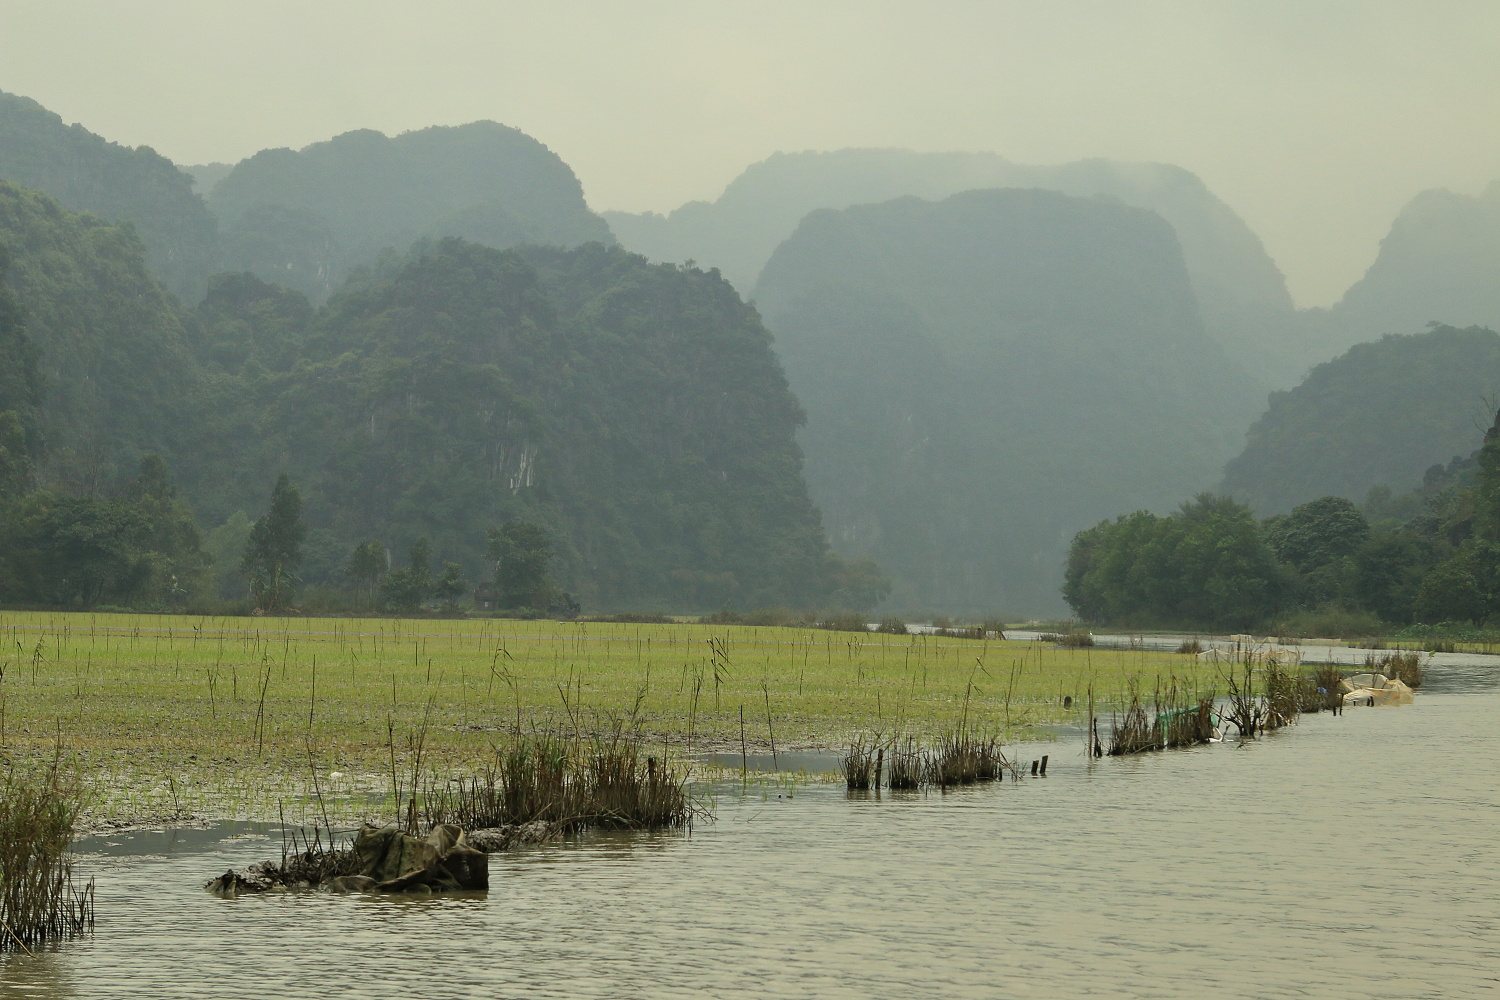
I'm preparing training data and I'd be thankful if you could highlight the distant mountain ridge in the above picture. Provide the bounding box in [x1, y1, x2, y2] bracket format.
[1327, 182, 1500, 341]
[208, 122, 614, 301]
[756, 187, 1264, 613]
[606, 147, 1334, 387]
[0, 89, 218, 301]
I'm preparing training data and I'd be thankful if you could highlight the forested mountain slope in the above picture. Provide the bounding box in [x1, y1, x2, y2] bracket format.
[0, 90, 219, 301]
[0, 181, 203, 490]
[1220, 325, 1500, 515]
[185, 240, 858, 610]
[606, 148, 1322, 385]
[208, 123, 614, 302]
[755, 188, 1263, 614]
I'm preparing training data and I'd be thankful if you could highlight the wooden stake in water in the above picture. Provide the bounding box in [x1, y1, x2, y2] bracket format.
[762, 682, 778, 771]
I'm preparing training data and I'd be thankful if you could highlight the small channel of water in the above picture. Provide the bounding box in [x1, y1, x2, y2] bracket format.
[4, 659, 1498, 999]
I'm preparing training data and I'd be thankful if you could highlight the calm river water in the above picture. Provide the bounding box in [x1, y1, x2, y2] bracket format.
[3, 659, 1497, 999]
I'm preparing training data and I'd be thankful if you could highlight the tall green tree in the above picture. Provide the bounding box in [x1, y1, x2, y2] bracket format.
[380, 537, 433, 613]
[433, 562, 469, 611]
[1473, 407, 1500, 544]
[488, 522, 553, 610]
[344, 541, 387, 603]
[0, 410, 31, 502]
[242, 474, 305, 613]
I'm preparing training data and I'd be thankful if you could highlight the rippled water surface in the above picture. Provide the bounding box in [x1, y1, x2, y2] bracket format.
[5, 662, 1498, 999]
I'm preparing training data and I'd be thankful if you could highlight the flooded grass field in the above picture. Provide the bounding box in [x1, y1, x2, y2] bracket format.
[0, 614, 1494, 995]
[1, 657, 1495, 998]
[0, 612, 1236, 825]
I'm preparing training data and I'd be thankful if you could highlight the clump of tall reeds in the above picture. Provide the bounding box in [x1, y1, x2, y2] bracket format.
[1108, 678, 1221, 754]
[0, 757, 94, 950]
[927, 733, 1009, 786]
[1159, 697, 1218, 747]
[847, 731, 1014, 789]
[1368, 651, 1424, 689]
[1176, 638, 1204, 655]
[886, 737, 925, 790]
[273, 822, 360, 887]
[843, 739, 876, 790]
[423, 730, 694, 832]
[1261, 663, 1301, 731]
[1221, 661, 1262, 737]
[875, 618, 909, 635]
[1108, 694, 1156, 755]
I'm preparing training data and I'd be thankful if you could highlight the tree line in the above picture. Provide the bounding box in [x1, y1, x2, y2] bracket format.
[1064, 406, 1500, 632]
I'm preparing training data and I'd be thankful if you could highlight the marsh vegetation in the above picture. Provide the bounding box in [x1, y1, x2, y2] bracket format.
[0, 610, 1245, 826]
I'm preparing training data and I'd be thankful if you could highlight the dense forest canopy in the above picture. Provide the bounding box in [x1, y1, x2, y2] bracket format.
[208, 122, 614, 302]
[0, 180, 203, 492]
[755, 187, 1264, 615]
[1220, 325, 1500, 515]
[0, 89, 218, 302]
[184, 239, 862, 611]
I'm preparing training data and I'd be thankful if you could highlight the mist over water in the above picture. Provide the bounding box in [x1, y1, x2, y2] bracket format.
[10, 662, 1495, 999]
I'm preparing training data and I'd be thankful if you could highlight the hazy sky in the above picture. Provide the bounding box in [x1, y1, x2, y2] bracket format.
[3, 0, 1498, 306]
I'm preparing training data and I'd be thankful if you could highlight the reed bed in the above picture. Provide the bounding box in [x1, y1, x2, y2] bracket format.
[1108, 677, 1218, 755]
[1108, 695, 1156, 755]
[927, 732, 1010, 786]
[422, 731, 695, 832]
[842, 732, 1015, 790]
[0, 756, 94, 950]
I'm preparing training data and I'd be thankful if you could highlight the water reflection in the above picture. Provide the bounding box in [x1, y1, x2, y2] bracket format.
[1, 951, 78, 999]
[26, 674, 1499, 998]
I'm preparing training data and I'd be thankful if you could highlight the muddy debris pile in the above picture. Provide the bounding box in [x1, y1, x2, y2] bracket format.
[206, 820, 558, 897]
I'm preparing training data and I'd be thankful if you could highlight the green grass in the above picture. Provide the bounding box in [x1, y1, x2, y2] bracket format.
[0, 611, 1227, 825]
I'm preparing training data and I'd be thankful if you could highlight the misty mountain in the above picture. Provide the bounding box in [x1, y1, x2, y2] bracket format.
[1220, 324, 1500, 516]
[0, 180, 203, 490]
[0, 90, 219, 302]
[606, 148, 1329, 386]
[1325, 182, 1500, 344]
[208, 123, 615, 302]
[754, 187, 1263, 614]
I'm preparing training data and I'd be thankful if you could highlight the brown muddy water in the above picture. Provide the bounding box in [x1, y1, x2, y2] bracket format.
[4, 662, 1498, 999]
